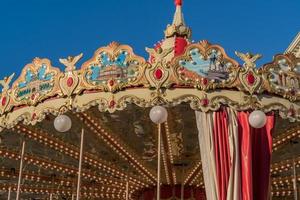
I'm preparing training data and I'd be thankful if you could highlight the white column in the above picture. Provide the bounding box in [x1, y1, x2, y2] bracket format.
[126, 181, 129, 200]
[76, 129, 84, 200]
[157, 123, 161, 200]
[16, 141, 25, 200]
[7, 187, 11, 200]
[293, 158, 298, 200]
[181, 168, 185, 200]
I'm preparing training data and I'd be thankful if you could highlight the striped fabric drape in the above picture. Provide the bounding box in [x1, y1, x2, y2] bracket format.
[195, 108, 274, 200]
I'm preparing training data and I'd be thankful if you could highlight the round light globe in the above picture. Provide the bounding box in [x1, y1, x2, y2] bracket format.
[249, 110, 267, 129]
[54, 115, 72, 132]
[149, 106, 168, 124]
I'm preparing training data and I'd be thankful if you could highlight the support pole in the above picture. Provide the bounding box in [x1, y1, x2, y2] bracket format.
[50, 193, 53, 200]
[16, 141, 25, 200]
[157, 123, 161, 200]
[76, 129, 84, 200]
[293, 158, 298, 200]
[126, 181, 129, 200]
[181, 168, 185, 200]
[7, 187, 11, 200]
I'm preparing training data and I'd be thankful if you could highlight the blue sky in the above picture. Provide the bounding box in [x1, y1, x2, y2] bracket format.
[0, 0, 299, 80]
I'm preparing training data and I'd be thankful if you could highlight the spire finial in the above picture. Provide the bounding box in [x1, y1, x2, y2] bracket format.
[164, 0, 191, 38]
[174, 0, 182, 6]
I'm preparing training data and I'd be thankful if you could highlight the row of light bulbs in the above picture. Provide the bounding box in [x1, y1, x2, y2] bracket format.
[0, 183, 126, 199]
[271, 157, 300, 174]
[160, 133, 171, 185]
[78, 112, 156, 185]
[0, 166, 130, 193]
[0, 148, 135, 192]
[14, 125, 146, 190]
[164, 122, 177, 185]
[273, 127, 300, 151]
[183, 161, 202, 185]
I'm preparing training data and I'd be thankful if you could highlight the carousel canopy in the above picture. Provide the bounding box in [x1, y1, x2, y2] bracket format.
[0, 0, 299, 200]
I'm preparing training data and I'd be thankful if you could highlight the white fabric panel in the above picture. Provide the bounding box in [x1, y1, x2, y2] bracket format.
[195, 111, 219, 200]
[226, 108, 241, 200]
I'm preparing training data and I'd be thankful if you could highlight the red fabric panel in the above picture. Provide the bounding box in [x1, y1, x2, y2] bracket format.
[140, 186, 206, 199]
[213, 109, 231, 200]
[238, 112, 275, 200]
[238, 112, 253, 200]
[194, 188, 207, 200]
[161, 185, 173, 198]
[142, 189, 154, 200]
[251, 114, 274, 200]
[174, 37, 188, 56]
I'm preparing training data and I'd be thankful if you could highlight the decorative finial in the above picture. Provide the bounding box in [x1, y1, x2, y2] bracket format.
[164, 0, 191, 38]
[235, 51, 262, 68]
[175, 0, 182, 6]
[59, 53, 83, 72]
[0, 73, 15, 92]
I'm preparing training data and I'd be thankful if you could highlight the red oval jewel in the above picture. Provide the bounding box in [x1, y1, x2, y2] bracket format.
[154, 69, 163, 80]
[109, 100, 116, 108]
[32, 113, 37, 120]
[67, 77, 74, 87]
[1, 96, 7, 106]
[288, 108, 295, 116]
[201, 98, 209, 107]
[202, 78, 208, 85]
[291, 89, 296, 96]
[31, 94, 35, 100]
[109, 80, 114, 86]
[246, 72, 255, 85]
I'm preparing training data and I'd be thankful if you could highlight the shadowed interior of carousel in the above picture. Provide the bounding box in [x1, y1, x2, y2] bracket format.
[0, 103, 299, 199]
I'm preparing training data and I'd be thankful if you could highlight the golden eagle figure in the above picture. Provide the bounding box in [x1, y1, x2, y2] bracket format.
[235, 51, 262, 68]
[59, 53, 83, 72]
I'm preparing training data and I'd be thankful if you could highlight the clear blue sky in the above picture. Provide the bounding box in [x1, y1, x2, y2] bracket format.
[0, 0, 299, 80]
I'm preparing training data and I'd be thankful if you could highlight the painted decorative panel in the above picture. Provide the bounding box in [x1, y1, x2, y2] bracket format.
[12, 58, 60, 105]
[81, 42, 147, 92]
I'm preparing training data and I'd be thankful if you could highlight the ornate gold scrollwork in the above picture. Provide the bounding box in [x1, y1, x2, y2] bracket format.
[262, 53, 300, 101]
[0, 41, 299, 130]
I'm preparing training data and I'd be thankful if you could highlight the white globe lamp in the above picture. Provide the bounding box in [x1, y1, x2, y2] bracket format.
[54, 115, 72, 132]
[249, 110, 267, 129]
[149, 106, 168, 124]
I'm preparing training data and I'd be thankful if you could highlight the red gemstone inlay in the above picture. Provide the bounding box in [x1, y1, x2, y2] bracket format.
[202, 78, 208, 85]
[246, 72, 255, 85]
[1, 96, 7, 106]
[201, 98, 209, 107]
[109, 100, 116, 108]
[31, 94, 35, 100]
[32, 113, 37, 120]
[291, 89, 296, 96]
[288, 108, 295, 117]
[109, 80, 114, 86]
[67, 77, 74, 87]
[154, 69, 163, 80]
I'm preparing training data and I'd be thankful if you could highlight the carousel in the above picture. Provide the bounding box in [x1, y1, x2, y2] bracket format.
[0, 0, 299, 200]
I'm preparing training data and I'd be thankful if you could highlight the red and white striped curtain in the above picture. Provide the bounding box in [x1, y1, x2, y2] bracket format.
[196, 108, 274, 200]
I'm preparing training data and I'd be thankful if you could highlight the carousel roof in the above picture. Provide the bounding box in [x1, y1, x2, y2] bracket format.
[0, 0, 300, 199]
